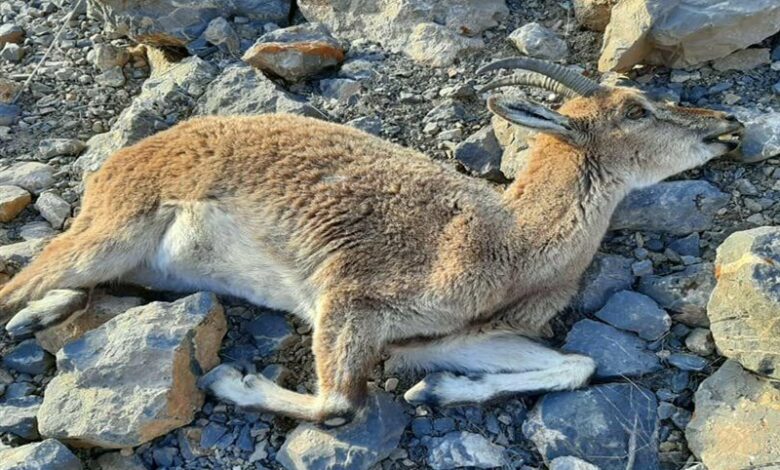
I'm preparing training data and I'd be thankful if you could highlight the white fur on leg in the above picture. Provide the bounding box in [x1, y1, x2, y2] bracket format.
[404, 354, 596, 406]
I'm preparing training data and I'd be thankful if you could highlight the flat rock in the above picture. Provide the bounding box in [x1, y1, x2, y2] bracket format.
[3, 339, 54, 375]
[491, 114, 535, 178]
[195, 64, 323, 118]
[563, 319, 661, 379]
[6, 289, 87, 339]
[276, 389, 409, 470]
[37, 139, 85, 160]
[94, 452, 147, 470]
[0, 186, 31, 222]
[611, 181, 729, 234]
[738, 112, 780, 163]
[454, 125, 504, 181]
[509, 22, 567, 61]
[407, 22, 484, 67]
[245, 311, 294, 358]
[574, 253, 634, 313]
[0, 162, 55, 195]
[0, 439, 82, 470]
[37, 293, 227, 448]
[686, 360, 780, 470]
[0, 396, 42, 440]
[425, 431, 506, 469]
[242, 23, 344, 81]
[638, 263, 715, 327]
[35, 293, 144, 354]
[34, 191, 71, 229]
[707, 227, 780, 378]
[711, 48, 771, 72]
[19, 221, 57, 241]
[594, 290, 671, 340]
[523, 383, 659, 469]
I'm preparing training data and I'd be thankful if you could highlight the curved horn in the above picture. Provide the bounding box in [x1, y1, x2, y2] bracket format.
[479, 71, 579, 99]
[477, 57, 604, 97]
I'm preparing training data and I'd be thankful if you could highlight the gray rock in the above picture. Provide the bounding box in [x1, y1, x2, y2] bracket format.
[6, 289, 87, 339]
[711, 48, 771, 72]
[195, 64, 323, 118]
[276, 389, 409, 470]
[37, 139, 86, 160]
[37, 293, 227, 448]
[19, 221, 57, 241]
[245, 312, 293, 358]
[455, 125, 504, 181]
[563, 319, 662, 379]
[0, 23, 24, 48]
[0, 186, 31, 222]
[202, 17, 240, 56]
[426, 431, 506, 469]
[88, 0, 290, 47]
[509, 23, 568, 61]
[0, 103, 20, 126]
[1, 43, 24, 63]
[0, 239, 47, 271]
[3, 339, 54, 375]
[407, 22, 484, 67]
[549, 456, 601, 470]
[611, 181, 729, 234]
[687, 361, 780, 470]
[94, 452, 147, 470]
[75, 56, 218, 176]
[87, 43, 129, 72]
[34, 191, 71, 229]
[572, 0, 615, 32]
[599, 0, 780, 71]
[523, 383, 659, 470]
[319, 78, 362, 104]
[346, 116, 382, 136]
[738, 112, 780, 163]
[638, 263, 716, 327]
[0, 396, 42, 440]
[94, 67, 126, 88]
[0, 162, 56, 194]
[668, 233, 700, 257]
[594, 290, 671, 340]
[242, 23, 345, 81]
[0, 439, 82, 470]
[708, 227, 780, 378]
[667, 353, 708, 372]
[685, 328, 715, 356]
[574, 253, 634, 313]
[491, 114, 536, 178]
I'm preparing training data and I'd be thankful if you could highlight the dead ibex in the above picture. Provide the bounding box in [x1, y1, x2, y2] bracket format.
[0, 58, 742, 426]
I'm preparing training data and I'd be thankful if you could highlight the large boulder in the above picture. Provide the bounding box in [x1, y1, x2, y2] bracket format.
[37, 293, 227, 448]
[296, 0, 507, 65]
[523, 383, 659, 469]
[599, 0, 780, 71]
[74, 56, 218, 176]
[610, 181, 729, 235]
[86, 0, 291, 47]
[686, 360, 780, 470]
[0, 439, 82, 470]
[242, 23, 345, 82]
[276, 389, 409, 470]
[707, 227, 780, 378]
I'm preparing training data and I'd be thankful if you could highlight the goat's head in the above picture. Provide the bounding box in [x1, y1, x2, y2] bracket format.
[479, 57, 743, 189]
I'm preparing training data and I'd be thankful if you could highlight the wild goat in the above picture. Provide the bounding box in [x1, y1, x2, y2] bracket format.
[0, 58, 742, 426]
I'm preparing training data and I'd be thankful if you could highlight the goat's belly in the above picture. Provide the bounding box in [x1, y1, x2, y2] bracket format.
[130, 202, 311, 320]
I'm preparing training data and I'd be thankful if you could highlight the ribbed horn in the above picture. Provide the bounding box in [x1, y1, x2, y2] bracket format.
[479, 71, 579, 99]
[477, 57, 604, 97]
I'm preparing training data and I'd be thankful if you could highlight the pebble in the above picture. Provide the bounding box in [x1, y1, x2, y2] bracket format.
[667, 353, 709, 372]
[34, 191, 71, 229]
[508, 22, 568, 60]
[685, 328, 716, 356]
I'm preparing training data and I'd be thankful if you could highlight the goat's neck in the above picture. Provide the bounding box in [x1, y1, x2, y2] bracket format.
[503, 136, 629, 275]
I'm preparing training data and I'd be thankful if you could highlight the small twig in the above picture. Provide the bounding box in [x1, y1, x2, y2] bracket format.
[12, 0, 84, 104]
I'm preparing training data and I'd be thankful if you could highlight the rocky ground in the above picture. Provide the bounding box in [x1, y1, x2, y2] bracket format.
[0, 0, 779, 469]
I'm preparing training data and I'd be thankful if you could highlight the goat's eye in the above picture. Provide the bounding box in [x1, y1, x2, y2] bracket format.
[626, 105, 648, 120]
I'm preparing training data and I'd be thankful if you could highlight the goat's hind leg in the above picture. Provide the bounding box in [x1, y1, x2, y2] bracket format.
[393, 332, 596, 407]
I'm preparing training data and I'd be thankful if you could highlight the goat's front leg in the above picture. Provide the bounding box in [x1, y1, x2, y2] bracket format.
[200, 297, 381, 426]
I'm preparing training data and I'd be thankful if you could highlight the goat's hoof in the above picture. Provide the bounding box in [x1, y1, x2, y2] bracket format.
[404, 372, 454, 407]
[198, 364, 244, 394]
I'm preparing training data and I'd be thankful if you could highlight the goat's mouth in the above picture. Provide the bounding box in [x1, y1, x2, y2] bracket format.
[704, 124, 744, 151]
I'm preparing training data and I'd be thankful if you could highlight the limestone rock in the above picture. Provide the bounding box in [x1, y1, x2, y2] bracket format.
[35, 293, 144, 354]
[242, 23, 344, 81]
[0, 186, 31, 222]
[34, 191, 71, 229]
[37, 139, 86, 160]
[37, 293, 227, 448]
[6, 289, 87, 340]
[599, 0, 780, 71]
[407, 22, 484, 67]
[712, 48, 771, 72]
[523, 383, 659, 469]
[276, 389, 409, 470]
[87, 43, 130, 72]
[195, 64, 323, 118]
[686, 360, 780, 470]
[297, 0, 507, 62]
[426, 431, 506, 469]
[0, 162, 55, 195]
[87, 0, 291, 47]
[509, 23, 567, 61]
[75, 56, 218, 176]
[611, 181, 729, 235]
[707, 227, 780, 378]
[638, 263, 716, 327]
[0, 439, 82, 470]
[572, 0, 615, 32]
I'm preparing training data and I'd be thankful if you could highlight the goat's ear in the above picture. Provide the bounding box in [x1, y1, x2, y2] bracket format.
[488, 96, 578, 141]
